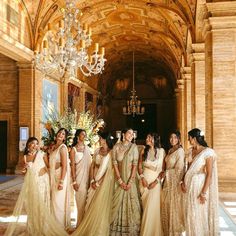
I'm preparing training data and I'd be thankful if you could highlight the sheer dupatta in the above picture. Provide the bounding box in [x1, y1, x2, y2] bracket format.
[4, 158, 68, 236]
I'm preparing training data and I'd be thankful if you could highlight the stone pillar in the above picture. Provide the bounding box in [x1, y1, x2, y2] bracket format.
[190, 43, 206, 133]
[15, 62, 35, 173]
[203, 2, 236, 191]
[175, 82, 185, 146]
[181, 66, 192, 148]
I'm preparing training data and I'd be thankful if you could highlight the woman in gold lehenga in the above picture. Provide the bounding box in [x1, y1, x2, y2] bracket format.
[161, 131, 185, 236]
[138, 133, 165, 236]
[4, 137, 67, 236]
[110, 128, 141, 236]
[71, 132, 115, 236]
[181, 128, 218, 236]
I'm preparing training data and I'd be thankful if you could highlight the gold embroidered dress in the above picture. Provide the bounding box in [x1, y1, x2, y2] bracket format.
[110, 143, 141, 236]
[140, 148, 165, 236]
[184, 147, 218, 236]
[161, 147, 185, 236]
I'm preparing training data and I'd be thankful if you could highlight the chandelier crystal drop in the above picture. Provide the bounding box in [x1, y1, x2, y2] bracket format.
[34, 0, 106, 79]
[123, 52, 145, 117]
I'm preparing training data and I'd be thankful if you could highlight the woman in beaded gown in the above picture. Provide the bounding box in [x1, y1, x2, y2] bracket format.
[70, 129, 91, 226]
[138, 133, 165, 236]
[181, 128, 218, 236]
[49, 128, 71, 229]
[161, 131, 185, 236]
[110, 128, 141, 236]
[4, 137, 67, 236]
[72, 132, 115, 236]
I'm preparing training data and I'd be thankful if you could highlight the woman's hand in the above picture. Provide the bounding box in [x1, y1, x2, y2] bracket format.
[125, 183, 131, 191]
[141, 177, 148, 188]
[119, 182, 127, 190]
[91, 182, 97, 190]
[148, 180, 157, 190]
[158, 171, 165, 179]
[180, 182, 187, 193]
[73, 183, 79, 191]
[198, 193, 207, 204]
[58, 184, 63, 191]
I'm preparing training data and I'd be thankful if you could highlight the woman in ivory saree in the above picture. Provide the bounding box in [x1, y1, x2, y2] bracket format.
[70, 129, 91, 226]
[138, 133, 165, 236]
[72, 132, 115, 236]
[110, 128, 141, 236]
[161, 131, 185, 236]
[49, 128, 71, 229]
[4, 137, 67, 236]
[181, 128, 218, 236]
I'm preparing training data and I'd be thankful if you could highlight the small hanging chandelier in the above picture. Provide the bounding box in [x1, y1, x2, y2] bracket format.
[123, 51, 145, 117]
[34, 0, 106, 79]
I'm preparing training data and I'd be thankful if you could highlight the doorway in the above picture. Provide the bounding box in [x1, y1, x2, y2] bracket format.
[126, 104, 157, 143]
[0, 121, 8, 173]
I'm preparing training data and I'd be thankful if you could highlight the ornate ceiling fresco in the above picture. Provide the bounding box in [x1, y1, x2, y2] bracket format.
[19, 0, 197, 99]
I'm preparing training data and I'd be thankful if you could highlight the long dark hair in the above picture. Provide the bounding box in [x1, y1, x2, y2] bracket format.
[169, 130, 182, 148]
[120, 128, 133, 142]
[98, 131, 116, 149]
[143, 133, 161, 161]
[24, 137, 39, 155]
[188, 128, 208, 147]
[72, 129, 86, 147]
[55, 128, 69, 144]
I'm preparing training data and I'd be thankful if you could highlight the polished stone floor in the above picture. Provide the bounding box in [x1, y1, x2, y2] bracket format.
[0, 176, 236, 235]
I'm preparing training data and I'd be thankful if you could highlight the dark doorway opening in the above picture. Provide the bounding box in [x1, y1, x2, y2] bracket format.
[127, 104, 157, 143]
[0, 121, 8, 173]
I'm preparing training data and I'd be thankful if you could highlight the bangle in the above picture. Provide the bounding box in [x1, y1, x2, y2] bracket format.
[59, 179, 64, 183]
[58, 183, 63, 187]
[117, 178, 123, 184]
[72, 181, 76, 186]
[90, 179, 95, 184]
[179, 180, 184, 185]
[200, 192, 206, 197]
[140, 174, 145, 179]
[95, 182, 100, 187]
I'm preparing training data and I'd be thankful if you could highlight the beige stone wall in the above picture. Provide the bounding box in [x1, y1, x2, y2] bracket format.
[0, 54, 18, 172]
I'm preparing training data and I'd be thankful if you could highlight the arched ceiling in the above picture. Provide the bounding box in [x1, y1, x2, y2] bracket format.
[20, 0, 197, 97]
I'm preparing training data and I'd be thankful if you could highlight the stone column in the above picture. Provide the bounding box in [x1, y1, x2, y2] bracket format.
[15, 62, 35, 173]
[190, 43, 206, 132]
[203, 2, 236, 191]
[181, 66, 192, 148]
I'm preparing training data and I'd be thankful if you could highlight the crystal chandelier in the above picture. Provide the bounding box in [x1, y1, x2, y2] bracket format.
[34, 0, 106, 79]
[123, 52, 145, 117]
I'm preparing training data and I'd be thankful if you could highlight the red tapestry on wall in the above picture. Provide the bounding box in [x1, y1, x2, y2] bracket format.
[68, 83, 80, 111]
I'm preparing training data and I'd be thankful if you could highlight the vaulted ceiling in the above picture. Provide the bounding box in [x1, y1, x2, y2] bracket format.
[19, 0, 198, 99]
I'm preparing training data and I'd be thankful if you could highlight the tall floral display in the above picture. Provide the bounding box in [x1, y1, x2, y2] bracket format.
[42, 109, 105, 150]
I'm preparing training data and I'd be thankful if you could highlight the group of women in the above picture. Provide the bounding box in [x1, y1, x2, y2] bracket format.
[5, 127, 219, 236]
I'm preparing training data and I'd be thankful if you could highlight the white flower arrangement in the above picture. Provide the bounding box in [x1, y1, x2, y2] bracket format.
[200, 130, 205, 136]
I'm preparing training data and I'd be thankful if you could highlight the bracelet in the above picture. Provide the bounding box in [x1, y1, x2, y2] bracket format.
[58, 183, 63, 187]
[200, 192, 206, 197]
[117, 178, 123, 184]
[72, 181, 77, 186]
[179, 180, 184, 185]
[90, 179, 95, 184]
[140, 174, 145, 179]
[95, 182, 100, 187]
[59, 179, 64, 183]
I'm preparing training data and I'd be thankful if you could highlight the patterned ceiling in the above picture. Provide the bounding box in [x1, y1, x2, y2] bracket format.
[20, 0, 197, 97]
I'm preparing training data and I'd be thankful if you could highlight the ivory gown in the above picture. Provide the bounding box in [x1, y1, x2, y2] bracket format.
[140, 148, 165, 236]
[184, 147, 218, 236]
[4, 150, 67, 236]
[73, 145, 91, 226]
[72, 149, 114, 236]
[49, 144, 71, 229]
[161, 147, 185, 236]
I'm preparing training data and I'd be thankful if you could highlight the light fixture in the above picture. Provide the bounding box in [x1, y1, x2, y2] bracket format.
[34, 0, 106, 79]
[123, 51, 145, 117]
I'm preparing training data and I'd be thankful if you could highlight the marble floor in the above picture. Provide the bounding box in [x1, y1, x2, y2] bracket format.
[0, 176, 236, 236]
